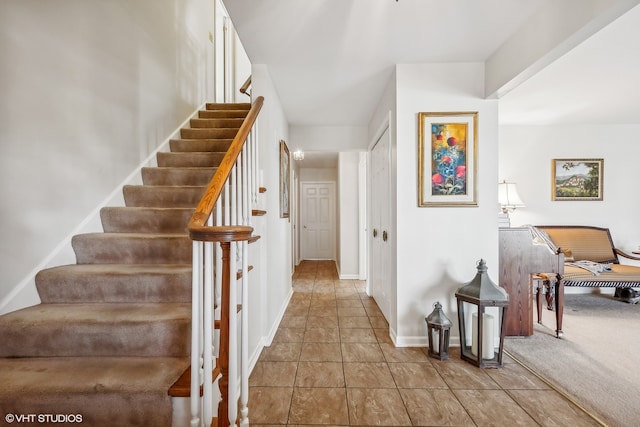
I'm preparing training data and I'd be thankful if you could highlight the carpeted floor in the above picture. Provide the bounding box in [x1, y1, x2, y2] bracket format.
[505, 292, 640, 427]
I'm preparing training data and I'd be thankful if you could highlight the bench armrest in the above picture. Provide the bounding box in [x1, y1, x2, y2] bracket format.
[614, 248, 640, 261]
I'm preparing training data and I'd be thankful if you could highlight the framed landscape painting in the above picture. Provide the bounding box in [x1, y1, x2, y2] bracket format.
[418, 112, 478, 207]
[552, 158, 603, 201]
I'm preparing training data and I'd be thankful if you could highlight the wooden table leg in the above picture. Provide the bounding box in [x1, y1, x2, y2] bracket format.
[554, 276, 564, 338]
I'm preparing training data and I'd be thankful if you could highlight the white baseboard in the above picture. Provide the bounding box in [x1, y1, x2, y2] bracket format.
[339, 273, 360, 280]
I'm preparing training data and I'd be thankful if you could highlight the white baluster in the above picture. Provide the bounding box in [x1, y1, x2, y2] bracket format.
[191, 241, 203, 427]
[203, 240, 215, 425]
[228, 241, 238, 425]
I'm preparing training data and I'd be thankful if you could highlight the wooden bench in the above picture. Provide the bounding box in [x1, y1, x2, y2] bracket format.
[533, 225, 640, 337]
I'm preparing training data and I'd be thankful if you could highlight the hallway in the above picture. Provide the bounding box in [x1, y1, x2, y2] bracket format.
[249, 260, 600, 426]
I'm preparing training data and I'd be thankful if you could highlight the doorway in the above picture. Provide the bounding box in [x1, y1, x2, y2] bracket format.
[369, 126, 391, 322]
[300, 181, 336, 260]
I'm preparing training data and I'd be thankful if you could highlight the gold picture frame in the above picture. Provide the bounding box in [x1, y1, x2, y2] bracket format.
[418, 112, 478, 207]
[279, 140, 290, 218]
[551, 158, 603, 201]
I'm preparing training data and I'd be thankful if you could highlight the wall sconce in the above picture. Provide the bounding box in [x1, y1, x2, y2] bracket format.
[498, 180, 525, 227]
[455, 259, 509, 368]
[425, 301, 452, 360]
[292, 150, 304, 161]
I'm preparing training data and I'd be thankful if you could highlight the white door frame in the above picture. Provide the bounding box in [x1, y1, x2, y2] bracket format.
[367, 112, 392, 321]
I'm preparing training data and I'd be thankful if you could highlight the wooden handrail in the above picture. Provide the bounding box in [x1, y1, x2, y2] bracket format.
[187, 96, 264, 237]
[239, 76, 251, 95]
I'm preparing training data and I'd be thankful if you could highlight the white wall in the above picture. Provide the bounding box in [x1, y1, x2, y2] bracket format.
[250, 64, 293, 357]
[500, 125, 640, 255]
[0, 0, 216, 312]
[290, 126, 368, 151]
[338, 152, 361, 278]
[393, 63, 500, 346]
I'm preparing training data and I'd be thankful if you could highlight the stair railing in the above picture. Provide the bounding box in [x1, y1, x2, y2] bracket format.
[188, 96, 264, 427]
[239, 76, 251, 98]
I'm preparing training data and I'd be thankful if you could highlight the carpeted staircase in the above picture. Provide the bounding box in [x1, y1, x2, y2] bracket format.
[0, 103, 251, 426]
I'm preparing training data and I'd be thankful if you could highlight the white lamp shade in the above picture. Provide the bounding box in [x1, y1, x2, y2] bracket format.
[498, 181, 525, 212]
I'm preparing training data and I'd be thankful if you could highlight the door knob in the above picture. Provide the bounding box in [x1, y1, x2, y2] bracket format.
[373, 229, 378, 238]
[382, 230, 388, 242]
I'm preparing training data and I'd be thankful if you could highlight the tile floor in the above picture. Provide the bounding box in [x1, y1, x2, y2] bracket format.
[249, 260, 601, 426]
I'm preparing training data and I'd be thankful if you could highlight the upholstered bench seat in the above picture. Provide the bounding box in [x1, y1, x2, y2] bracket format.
[562, 264, 640, 287]
[531, 225, 640, 337]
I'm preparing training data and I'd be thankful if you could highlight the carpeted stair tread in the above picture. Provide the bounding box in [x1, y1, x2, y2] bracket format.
[0, 356, 189, 426]
[0, 303, 191, 357]
[189, 118, 244, 128]
[141, 167, 216, 186]
[100, 207, 193, 233]
[180, 127, 238, 139]
[123, 184, 206, 207]
[72, 233, 191, 264]
[169, 139, 233, 152]
[36, 264, 191, 303]
[205, 102, 250, 110]
[157, 151, 226, 167]
[198, 109, 248, 118]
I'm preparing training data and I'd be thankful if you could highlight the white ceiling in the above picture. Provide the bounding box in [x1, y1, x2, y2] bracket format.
[225, 0, 640, 132]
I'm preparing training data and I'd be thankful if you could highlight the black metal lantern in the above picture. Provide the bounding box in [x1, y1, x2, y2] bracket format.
[455, 259, 509, 368]
[425, 301, 452, 360]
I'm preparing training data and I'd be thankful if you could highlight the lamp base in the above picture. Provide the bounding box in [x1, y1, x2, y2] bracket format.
[498, 212, 511, 228]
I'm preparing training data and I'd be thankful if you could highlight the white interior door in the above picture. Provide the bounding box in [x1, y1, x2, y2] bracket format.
[370, 128, 391, 322]
[300, 182, 336, 260]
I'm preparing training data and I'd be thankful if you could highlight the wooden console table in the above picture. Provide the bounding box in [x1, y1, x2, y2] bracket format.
[499, 227, 562, 336]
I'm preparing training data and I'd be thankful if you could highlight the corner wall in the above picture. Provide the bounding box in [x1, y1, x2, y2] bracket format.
[394, 63, 500, 346]
[499, 125, 640, 256]
[0, 0, 216, 312]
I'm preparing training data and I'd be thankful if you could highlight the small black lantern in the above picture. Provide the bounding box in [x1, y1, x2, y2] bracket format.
[425, 301, 452, 360]
[455, 259, 509, 368]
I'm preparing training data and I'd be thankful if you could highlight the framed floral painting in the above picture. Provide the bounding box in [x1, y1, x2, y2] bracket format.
[279, 140, 290, 218]
[552, 158, 603, 201]
[418, 112, 478, 206]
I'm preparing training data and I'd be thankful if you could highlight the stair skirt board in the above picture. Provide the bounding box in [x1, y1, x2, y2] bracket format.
[0, 102, 252, 425]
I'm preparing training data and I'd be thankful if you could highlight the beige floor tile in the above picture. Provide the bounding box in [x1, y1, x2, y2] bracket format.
[379, 343, 431, 363]
[249, 386, 293, 424]
[249, 361, 298, 387]
[363, 305, 383, 317]
[373, 328, 393, 344]
[368, 315, 389, 328]
[335, 290, 361, 299]
[435, 360, 501, 389]
[310, 298, 337, 308]
[399, 388, 475, 426]
[272, 327, 305, 343]
[307, 314, 339, 328]
[336, 299, 364, 308]
[507, 389, 602, 426]
[280, 315, 307, 329]
[338, 316, 372, 329]
[341, 343, 385, 362]
[289, 388, 349, 425]
[347, 388, 412, 426]
[388, 362, 448, 388]
[295, 361, 345, 387]
[259, 342, 302, 362]
[300, 342, 342, 362]
[343, 362, 396, 388]
[454, 389, 539, 426]
[285, 306, 310, 317]
[309, 305, 338, 316]
[339, 328, 377, 343]
[337, 306, 367, 317]
[304, 327, 340, 343]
